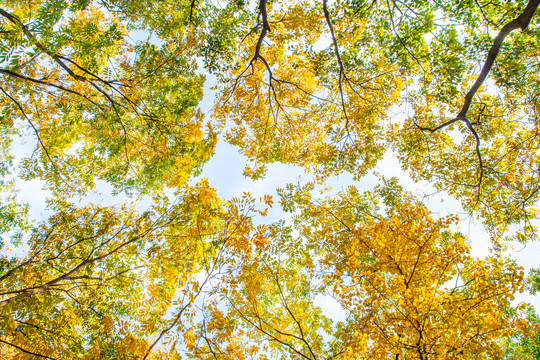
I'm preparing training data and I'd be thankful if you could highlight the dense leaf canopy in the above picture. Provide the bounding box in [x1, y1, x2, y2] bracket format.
[0, 0, 539, 358]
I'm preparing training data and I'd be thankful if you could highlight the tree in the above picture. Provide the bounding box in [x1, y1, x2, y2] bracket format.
[0, 181, 242, 358]
[0, 0, 537, 358]
[187, 182, 529, 359]
[0, 0, 215, 194]
[212, 0, 540, 240]
[503, 269, 540, 360]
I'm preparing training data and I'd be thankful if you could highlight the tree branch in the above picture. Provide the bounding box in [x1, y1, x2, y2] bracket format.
[0, 337, 57, 359]
[457, 0, 540, 120]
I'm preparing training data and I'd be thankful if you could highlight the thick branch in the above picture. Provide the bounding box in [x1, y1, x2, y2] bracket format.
[413, 0, 540, 192]
[0, 8, 85, 81]
[417, 0, 540, 132]
[253, 0, 271, 61]
[0, 68, 98, 104]
[457, 0, 540, 119]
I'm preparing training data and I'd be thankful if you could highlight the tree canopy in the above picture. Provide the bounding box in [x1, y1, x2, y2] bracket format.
[0, 0, 539, 358]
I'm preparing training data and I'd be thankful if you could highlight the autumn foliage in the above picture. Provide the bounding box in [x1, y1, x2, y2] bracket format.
[0, 0, 539, 358]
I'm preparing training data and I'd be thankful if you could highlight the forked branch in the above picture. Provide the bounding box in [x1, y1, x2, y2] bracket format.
[416, 0, 540, 191]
